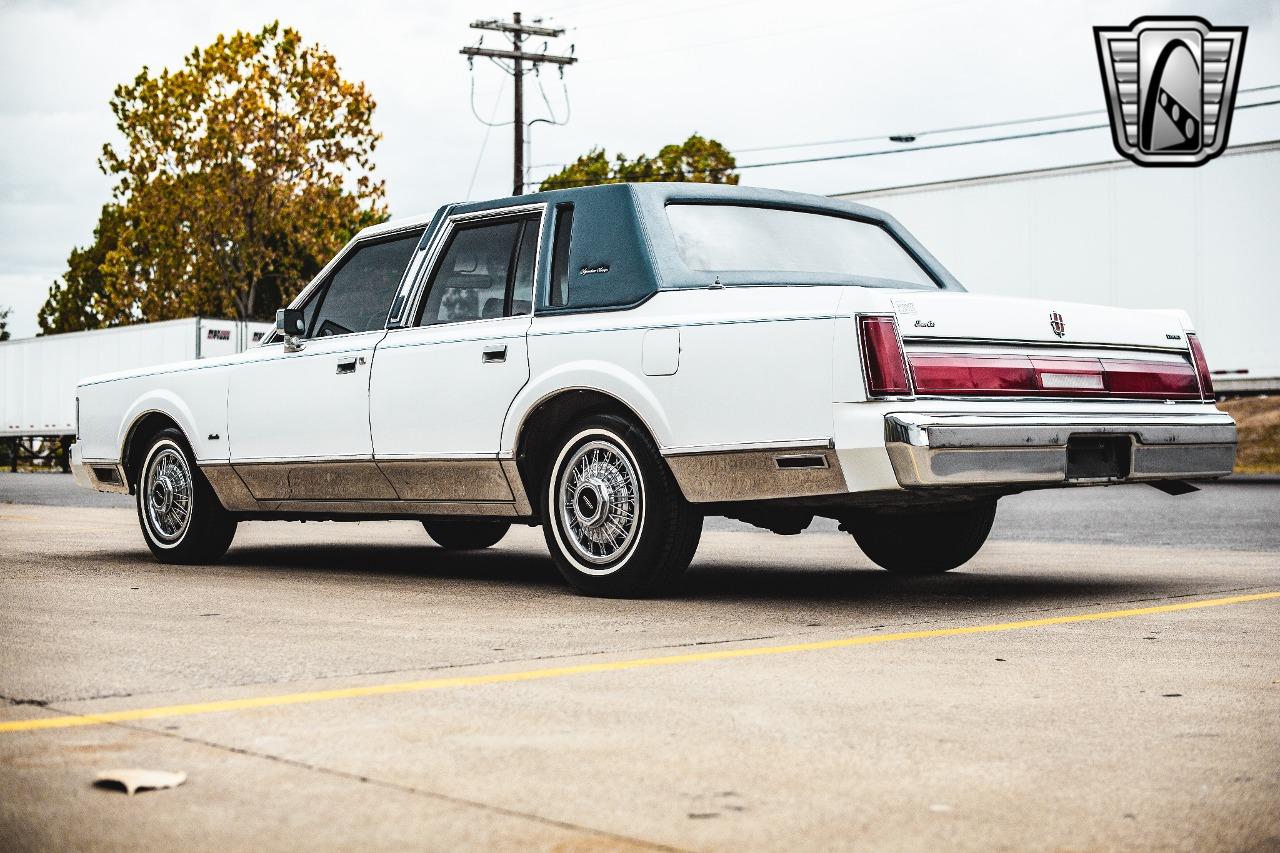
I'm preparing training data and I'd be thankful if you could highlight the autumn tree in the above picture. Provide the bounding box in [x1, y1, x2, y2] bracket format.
[539, 133, 738, 191]
[39, 204, 125, 334]
[40, 22, 387, 332]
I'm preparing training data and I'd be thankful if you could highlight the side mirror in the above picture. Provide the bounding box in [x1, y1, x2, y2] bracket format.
[275, 308, 306, 353]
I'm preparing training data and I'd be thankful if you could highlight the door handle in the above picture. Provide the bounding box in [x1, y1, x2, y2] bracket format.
[336, 359, 357, 375]
[481, 344, 507, 364]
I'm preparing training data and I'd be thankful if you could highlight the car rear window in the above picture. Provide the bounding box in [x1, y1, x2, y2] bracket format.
[665, 203, 935, 287]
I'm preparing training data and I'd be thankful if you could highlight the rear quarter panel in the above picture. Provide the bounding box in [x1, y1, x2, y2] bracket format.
[510, 287, 843, 453]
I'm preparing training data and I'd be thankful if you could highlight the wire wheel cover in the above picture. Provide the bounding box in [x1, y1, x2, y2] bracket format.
[558, 439, 641, 565]
[145, 446, 193, 543]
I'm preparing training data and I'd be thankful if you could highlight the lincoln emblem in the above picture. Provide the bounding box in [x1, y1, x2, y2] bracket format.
[1050, 312, 1066, 337]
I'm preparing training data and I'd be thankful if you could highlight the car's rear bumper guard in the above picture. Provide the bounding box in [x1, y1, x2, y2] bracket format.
[884, 411, 1237, 487]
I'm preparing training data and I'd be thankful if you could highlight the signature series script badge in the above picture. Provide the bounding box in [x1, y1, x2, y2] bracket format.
[1094, 16, 1246, 167]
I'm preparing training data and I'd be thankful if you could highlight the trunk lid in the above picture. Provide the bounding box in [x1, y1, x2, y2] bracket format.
[886, 291, 1189, 350]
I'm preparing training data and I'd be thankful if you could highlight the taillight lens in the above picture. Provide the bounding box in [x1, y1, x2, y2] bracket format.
[859, 316, 911, 397]
[903, 352, 1200, 398]
[910, 354, 1038, 395]
[1103, 359, 1199, 398]
[1187, 334, 1214, 400]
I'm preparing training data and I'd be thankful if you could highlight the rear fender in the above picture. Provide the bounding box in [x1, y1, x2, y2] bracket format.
[501, 361, 673, 454]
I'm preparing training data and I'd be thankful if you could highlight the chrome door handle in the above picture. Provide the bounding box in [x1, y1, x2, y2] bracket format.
[336, 359, 357, 375]
[482, 345, 507, 364]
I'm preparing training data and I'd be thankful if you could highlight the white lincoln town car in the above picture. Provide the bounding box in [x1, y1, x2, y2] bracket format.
[72, 184, 1236, 596]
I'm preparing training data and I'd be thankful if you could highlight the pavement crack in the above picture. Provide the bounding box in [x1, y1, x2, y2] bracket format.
[65, 712, 685, 852]
[3, 690, 135, 705]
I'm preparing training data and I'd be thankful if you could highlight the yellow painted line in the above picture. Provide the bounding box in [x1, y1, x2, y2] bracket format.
[4, 590, 1278, 734]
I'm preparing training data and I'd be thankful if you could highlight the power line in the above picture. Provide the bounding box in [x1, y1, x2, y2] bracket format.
[531, 98, 1280, 188]
[735, 83, 1280, 155]
[461, 12, 578, 196]
[465, 76, 507, 202]
[733, 97, 1280, 173]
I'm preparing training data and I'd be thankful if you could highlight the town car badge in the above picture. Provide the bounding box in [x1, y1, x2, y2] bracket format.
[1049, 312, 1066, 338]
[1094, 16, 1246, 167]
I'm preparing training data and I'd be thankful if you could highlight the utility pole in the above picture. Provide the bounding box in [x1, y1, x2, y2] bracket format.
[461, 12, 576, 196]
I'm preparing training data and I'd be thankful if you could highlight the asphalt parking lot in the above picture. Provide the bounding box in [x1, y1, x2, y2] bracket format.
[1, 474, 1277, 851]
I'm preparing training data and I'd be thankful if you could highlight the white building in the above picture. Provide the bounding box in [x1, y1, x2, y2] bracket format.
[835, 139, 1280, 392]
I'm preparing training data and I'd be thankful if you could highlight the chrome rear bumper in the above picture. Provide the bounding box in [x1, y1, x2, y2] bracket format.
[885, 411, 1237, 488]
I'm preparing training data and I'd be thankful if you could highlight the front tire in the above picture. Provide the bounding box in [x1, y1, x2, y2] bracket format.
[423, 519, 510, 550]
[136, 428, 237, 564]
[844, 500, 997, 574]
[542, 414, 702, 598]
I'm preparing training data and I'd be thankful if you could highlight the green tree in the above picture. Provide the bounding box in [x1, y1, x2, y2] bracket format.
[539, 133, 739, 191]
[0, 305, 10, 341]
[40, 22, 387, 332]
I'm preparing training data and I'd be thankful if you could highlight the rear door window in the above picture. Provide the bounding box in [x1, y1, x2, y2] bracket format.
[417, 214, 539, 325]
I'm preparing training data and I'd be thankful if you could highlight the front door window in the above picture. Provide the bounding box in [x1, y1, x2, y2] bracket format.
[305, 230, 424, 338]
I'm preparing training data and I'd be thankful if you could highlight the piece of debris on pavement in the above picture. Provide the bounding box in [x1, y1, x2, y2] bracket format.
[94, 769, 188, 796]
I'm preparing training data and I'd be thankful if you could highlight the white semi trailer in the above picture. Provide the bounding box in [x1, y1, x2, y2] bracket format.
[1, 318, 271, 470]
[834, 139, 1280, 393]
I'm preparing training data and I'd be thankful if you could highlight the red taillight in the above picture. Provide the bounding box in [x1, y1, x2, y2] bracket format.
[1187, 334, 1215, 400]
[1102, 359, 1199, 399]
[902, 352, 1201, 399]
[858, 316, 911, 397]
[910, 354, 1038, 395]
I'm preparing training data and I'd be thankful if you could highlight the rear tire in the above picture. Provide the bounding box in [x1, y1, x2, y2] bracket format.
[136, 428, 237, 564]
[423, 519, 510, 550]
[542, 414, 702, 598]
[844, 500, 996, 574]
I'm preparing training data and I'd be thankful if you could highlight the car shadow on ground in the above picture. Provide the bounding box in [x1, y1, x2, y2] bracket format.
[682, 559, 1187, 606]
[86, 538, 1196, 609]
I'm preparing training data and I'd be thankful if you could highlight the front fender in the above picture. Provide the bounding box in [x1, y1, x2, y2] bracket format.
[117, 389, 208, 464]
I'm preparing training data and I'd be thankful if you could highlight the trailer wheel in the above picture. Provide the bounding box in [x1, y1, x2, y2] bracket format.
[136, 428, 237, 564]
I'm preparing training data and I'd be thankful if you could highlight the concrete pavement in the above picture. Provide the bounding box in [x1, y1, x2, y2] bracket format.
[0, 483, 1278, 851]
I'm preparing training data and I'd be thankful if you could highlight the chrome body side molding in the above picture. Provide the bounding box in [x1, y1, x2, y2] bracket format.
[242, 499, 519, 517]
[500, 458, 534, 516]
[663, 445, 847, 503]
[199, 456, 534, 518]
[233, 461, 398, 502]
[201, 463, 259, 511]
[377, 459, 515, 502]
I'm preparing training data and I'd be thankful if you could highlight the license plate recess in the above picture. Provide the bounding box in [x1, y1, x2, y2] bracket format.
[1065, 434, 1132, 481]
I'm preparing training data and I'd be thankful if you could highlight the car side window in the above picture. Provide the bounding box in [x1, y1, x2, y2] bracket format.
[548, 204, 573, 308]
[510, 217, 539, 315]
[417, 214, 538, 326]
[306, 230, 424, 338]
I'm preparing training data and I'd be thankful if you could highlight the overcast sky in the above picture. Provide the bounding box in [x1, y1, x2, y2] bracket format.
[2, 0, 1277, 338]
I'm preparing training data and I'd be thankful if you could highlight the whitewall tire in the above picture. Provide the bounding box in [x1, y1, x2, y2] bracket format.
[542, 414, 701, 597]
[136, 428, 237, 564]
